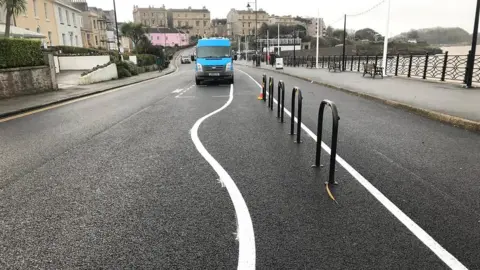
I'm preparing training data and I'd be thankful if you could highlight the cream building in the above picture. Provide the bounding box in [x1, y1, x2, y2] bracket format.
[227, 8, 268, 37]
[133, 5, 168, 27]
[170, 7, 210, 36]
[13, 0, 60, 46]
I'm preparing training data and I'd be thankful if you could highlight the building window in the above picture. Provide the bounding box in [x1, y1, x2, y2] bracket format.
[152, 19, 155, 24]
[70, 33, 73, 46]
[73, 13, 76, 26]
[93, 20, 96, 29]
[248, 22, 251, 27]
[95, 35, 98, 45]
[177, 14, 180, 17]
[33, 0, 37, 17]
[66, 10, 70, 25]
[58, 7, 63, 23]
[248, 16, 250, 19]
[48, 31, 52, 44]
[185, 21, 189, 26]
[75, 35, 78, 46]
[36, 27, 40, 33]
[62, 33, 66, 45]
[203, 21, 207, 26]
[44, 3, 48, 19]
[177, 21, 181, 27]
[196, 21, 199, 26]
[243, 22, 245, 27]
[203, 13, 206, 18]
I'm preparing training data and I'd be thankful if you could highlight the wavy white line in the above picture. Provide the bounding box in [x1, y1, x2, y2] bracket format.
[190, 84, 256, 269]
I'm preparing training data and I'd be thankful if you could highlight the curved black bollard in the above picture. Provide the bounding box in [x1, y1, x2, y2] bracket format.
[262, 74, 267, 102]
[290, 87, 303, 143]
[313, 99, 340, 185]
[277, 81, 285, 122]
[268, 76, 274, 110]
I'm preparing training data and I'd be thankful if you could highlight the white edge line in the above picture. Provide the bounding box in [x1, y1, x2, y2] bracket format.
[190, 84, 256, 270]
[237, 68, 468, 270]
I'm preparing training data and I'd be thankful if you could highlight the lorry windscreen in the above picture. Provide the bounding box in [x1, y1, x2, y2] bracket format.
[197, 46, 231, 58]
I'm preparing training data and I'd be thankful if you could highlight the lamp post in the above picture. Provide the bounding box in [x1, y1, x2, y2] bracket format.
[247, 1, 258, 66]
[466, 0, 480, 88]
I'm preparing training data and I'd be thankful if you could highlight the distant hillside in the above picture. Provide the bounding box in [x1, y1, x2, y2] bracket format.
[395, 27, 472, 45]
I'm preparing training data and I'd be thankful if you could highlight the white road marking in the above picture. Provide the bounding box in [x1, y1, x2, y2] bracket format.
[172, 89, 183, 93]
[212, 95, 230, 98]
[237, 68, 468, 270]
[175, 96, 195, 99]
[190, 84, 255, 270]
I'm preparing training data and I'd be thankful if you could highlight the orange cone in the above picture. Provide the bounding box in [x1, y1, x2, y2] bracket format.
[258, 83, 264, 100]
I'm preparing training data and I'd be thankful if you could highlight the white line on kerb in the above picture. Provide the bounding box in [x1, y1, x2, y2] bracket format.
[190, 84, 256, 270]
[237, 68, 468, 270]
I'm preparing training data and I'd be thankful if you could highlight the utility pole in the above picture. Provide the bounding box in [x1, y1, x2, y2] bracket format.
[277, 23, 280, 55]
[293, 30, 296, 67]
[342, 14, 346, 71]
[266, 29, 269, 62]
[382, 0, 391, 76]
[316, 10, 319, 68]
[113, 0, 120, 53]
[466, 0, 480, 87]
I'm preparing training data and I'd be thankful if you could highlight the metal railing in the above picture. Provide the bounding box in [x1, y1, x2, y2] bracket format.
[281, 52, 478, 83]
[277, 81, 285, 122]
[312, 100, 340, 185]
[290, 87, 303, 144]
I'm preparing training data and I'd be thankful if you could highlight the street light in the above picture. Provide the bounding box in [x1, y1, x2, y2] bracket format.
[113, 0, 120, 53]
[246, 0, 258, 65]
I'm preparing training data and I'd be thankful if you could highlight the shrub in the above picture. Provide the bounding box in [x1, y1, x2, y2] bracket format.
[124, 60, 138, 75]
[81, 61, 113, 76]
[0, 38, 45, 68]
[117, 66, 132, 78]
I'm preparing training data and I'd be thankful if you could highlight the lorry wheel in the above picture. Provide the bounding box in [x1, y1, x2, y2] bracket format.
[196, 79, 201, 85]
[230, 78, 234, 84]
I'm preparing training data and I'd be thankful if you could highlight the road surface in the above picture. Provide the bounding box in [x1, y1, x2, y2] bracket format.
[1, 56, 479, 269]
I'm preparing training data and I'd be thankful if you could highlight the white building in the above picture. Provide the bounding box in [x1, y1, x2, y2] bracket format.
[53, 0, 83, 47]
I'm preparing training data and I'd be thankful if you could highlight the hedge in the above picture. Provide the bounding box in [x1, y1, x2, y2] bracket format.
[136, 54, 157, 67]
[47, 45, 109, 56]
[0, 38, 45, 69]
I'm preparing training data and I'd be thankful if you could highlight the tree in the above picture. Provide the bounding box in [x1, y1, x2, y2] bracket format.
[136, 35, 152, 53]
[406, 29, 419, 39]
[354, 28, 378, 41]
[332, 29, 344, 39]
[325, 26, 334, 37]
[0, 0, 27, 37]
[121, 22, 148, 48]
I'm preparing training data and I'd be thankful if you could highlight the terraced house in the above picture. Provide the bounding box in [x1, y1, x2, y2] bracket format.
[13, 0, 60, 46]
[133, 5, 168, 27]
[170, 7, 210, 36]
[53, 0, 83, 47]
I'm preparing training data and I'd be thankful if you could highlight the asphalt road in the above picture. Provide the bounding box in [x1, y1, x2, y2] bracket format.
[0, 58, 478, 269]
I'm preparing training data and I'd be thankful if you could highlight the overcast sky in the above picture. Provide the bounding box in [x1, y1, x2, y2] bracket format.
[94, 0, 477, 36]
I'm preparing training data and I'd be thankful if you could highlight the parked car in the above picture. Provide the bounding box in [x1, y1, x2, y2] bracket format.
[181, 56, 191, 64]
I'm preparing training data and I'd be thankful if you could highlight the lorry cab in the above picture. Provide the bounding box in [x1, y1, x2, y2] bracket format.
[195, 38, 237, 85]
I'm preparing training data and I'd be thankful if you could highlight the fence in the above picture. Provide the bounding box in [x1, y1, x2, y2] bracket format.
[282, 52, 480, 83]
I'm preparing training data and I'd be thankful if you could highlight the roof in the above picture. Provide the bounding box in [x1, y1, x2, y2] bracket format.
[170, 8, 209, 13]
[237, 9, 267, 14]
[147, 28, 185, 34]
[0, 24, 46, 38]
[197, 38, 231, 47]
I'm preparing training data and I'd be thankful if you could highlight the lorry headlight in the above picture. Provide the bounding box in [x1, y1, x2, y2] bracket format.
[226, 62, 232, 71]
[197, 63, 203, 71]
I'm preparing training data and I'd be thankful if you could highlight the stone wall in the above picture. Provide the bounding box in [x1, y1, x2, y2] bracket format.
[0, 66, 56, 99]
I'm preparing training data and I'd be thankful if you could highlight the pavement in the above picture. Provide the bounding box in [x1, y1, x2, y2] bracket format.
[237, 60, 480, 131]
[0, 59, 479, 269]
[0, 54, 180, 118]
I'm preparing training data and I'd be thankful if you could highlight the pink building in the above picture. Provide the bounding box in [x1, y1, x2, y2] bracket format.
[147, 28, 189, 47]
